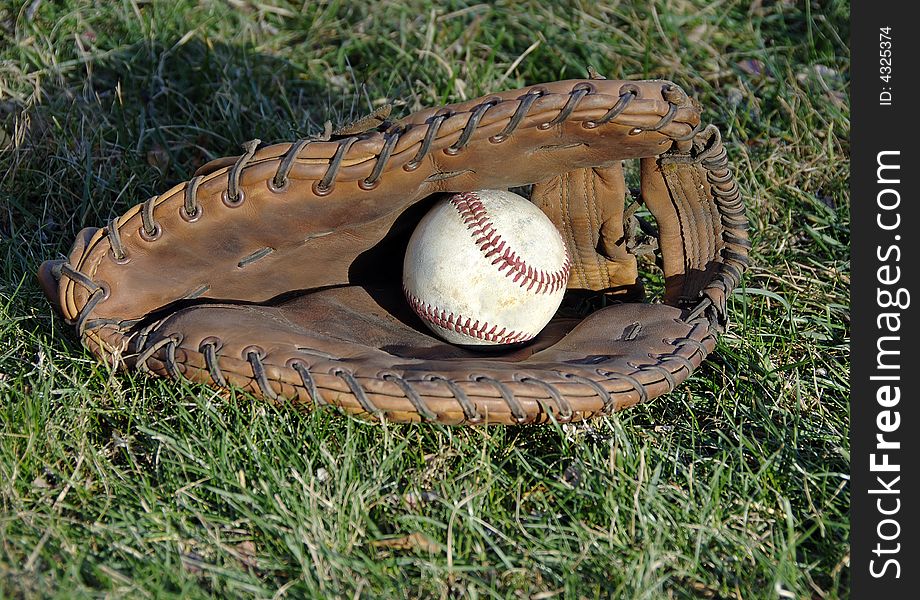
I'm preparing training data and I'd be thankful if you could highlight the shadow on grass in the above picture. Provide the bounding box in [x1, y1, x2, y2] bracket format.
[2, 36, 353, 263]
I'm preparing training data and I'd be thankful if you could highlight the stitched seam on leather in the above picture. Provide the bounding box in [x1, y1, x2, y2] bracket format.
[557, 173, 586, 289]
[586, 169, 608, 283]
[691, 164, 719, 263]
[449, 191, 571, 294]
[662, 165, 697, 277]
[571, 175, 590, 288]
[404, 287, 535, 344]
[682, 168, 703, 269]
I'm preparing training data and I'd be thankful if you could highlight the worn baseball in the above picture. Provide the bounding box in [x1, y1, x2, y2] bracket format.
[403, 189, 570, 346]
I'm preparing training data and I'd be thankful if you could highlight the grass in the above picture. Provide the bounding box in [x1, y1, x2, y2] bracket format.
[0, 0, 849, 597]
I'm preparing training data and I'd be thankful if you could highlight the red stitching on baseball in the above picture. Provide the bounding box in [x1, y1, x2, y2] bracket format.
[404, 288, 534, 344]
[449, 192, 571, 294]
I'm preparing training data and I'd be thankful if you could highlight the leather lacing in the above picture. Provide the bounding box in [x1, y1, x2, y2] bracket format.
[516, 376, 573, 421]
[333, 368, 381, 416]
[424, 374, 482, 423]
[681, 125, 752, 326]
[183, 176, 204, 220]
[200, 339, 227, 386]
[58, 263, 107, 335]
[473, 375, 528, 423]
[490, 89, 544, 142]
[288, 360, 325, 406]
[140, 196, 161, 241]
[446, 99, 500, 154]
[130, 327, 715, 423]
[60, 81, 679, 311]
[56, 80, 743, 424]
[383, 373, 438, 421]
[246, 348, 278, 401]
[65, 82, 676, 271]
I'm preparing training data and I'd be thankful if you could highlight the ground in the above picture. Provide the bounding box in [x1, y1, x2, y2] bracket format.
[0, 1, 849, 597]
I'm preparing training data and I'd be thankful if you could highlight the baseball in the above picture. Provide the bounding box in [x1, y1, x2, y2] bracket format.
[403, 189, 570, 346]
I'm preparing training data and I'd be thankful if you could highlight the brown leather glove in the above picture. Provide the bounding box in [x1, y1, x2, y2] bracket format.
[38, 78, 750, 424]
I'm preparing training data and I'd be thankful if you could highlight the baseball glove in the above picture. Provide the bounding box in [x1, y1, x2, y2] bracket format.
[38, 77, 749, 424]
